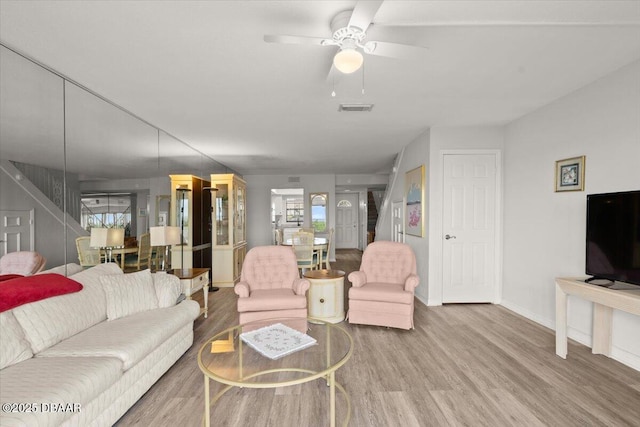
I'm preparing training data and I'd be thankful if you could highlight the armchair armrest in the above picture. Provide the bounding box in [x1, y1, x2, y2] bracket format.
[234, 281, 250, 298]
[293, 278, 310, 295]
[348, 271, 367, 288]
[404, 274, 419, 293]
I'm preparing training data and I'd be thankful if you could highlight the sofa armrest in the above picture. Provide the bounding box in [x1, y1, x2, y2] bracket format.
[348, 271, 367, 288]
[404, 274, 419, 293]
[293, 278, 310, 295]
[234, 282, 250, 298]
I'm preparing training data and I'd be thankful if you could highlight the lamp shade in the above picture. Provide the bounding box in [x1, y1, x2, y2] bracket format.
[90, 228, 124, 248]
[333, 48, 363, 74]
[150, 226, 181, 246]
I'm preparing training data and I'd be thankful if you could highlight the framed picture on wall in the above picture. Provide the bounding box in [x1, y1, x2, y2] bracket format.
[405, 165, 425, 237]
[555, 156, 585, 192]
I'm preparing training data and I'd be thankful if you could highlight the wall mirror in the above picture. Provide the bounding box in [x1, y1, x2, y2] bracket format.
[0, 43, 233, 268]
[310, 192, 328, 233]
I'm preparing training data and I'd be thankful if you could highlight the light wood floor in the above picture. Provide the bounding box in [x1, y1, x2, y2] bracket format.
[116, 249, 640, 426]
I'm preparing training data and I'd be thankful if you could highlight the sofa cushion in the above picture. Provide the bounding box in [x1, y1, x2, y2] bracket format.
[100, 269, 159, 320]
[37, 300, 200, 370]
[0, 274, 83, 312]
[0, 312, 33, 370]
[12, 263, 122, 354]
[0, 274, 23, 282]
[0, 356, 122, 427]
[152, 271, 182, 308]
[37, 263, 83, 277]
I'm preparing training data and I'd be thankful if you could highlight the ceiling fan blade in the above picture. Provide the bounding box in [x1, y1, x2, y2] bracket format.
[264, 34, 330, 46]
[326, 63, 342, 83]
[365, 40, 428, 60]
[348, 0, 384, 32]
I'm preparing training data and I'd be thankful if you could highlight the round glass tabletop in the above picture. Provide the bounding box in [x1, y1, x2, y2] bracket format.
[197, 318, 353, 427]
[198, 318, 353, 387]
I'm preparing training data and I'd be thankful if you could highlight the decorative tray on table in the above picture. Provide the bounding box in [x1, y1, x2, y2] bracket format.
[240, 323, 317, 360]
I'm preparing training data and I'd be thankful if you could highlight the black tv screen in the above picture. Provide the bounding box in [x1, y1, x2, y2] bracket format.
[586, 190, 640, 285]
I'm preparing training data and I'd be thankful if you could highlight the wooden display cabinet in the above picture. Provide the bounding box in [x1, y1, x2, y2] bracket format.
[211, 173, 246, 287]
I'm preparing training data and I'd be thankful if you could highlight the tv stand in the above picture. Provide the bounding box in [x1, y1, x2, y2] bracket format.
[555, 277, 640, 359]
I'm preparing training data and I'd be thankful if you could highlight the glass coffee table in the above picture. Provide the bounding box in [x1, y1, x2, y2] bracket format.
[197, 318, 353, 427]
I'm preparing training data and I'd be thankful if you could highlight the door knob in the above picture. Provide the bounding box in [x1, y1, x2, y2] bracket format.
[445, 234, 456, 240]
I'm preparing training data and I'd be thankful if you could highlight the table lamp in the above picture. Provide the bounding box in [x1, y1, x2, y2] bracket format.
[150, 226, 181, 271]
[90, 228, 124, 264]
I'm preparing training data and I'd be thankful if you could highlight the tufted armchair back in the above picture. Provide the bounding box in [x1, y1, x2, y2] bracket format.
[359, 241, 416, 285]
[0, 251, 47, 276]
[240, 245, 300, 291]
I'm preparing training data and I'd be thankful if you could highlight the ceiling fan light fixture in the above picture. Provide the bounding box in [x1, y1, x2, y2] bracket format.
[333, 48, 363, 74]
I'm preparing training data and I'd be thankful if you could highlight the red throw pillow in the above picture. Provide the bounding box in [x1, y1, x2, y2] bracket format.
[0, 274, 24, 282]
[0, 273, 83, 312]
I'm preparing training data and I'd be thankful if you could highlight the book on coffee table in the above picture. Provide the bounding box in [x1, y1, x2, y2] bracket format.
[240, 323, 317, 360]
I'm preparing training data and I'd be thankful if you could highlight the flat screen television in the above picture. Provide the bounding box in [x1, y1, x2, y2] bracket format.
[586, 190, 640, 286]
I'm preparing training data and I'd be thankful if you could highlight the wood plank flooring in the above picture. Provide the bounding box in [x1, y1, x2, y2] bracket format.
[116, 249, 640, 426]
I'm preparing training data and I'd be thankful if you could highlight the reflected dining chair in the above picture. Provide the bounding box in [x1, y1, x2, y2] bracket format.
[123, 233, 152, 272]
[291, 231, 318, 275]
[234, 245, 310, 333]
[347, 241, 420, 330]
[319, 227, 334, 270]
[76, 236, 102, 268]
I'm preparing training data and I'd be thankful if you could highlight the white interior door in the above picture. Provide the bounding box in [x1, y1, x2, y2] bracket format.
[335, 193, 359, 249]
[1, 209, 34, 256]
[442, 154, 499, 303]
[392, 200, 404, 242]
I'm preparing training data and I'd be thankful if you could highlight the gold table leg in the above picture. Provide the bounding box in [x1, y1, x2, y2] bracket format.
[329, 371, 336, 427]
[204, 375, 210, 427]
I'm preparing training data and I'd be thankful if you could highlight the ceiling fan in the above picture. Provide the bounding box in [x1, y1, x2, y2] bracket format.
[264, 0, 427, 77]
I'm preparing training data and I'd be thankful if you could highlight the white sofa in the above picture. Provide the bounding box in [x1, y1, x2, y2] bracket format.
[0, 263, 200, 427]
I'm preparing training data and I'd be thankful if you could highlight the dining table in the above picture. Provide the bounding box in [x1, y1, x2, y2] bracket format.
[109, 247, 138, 269]
[282, 237, 328, 268]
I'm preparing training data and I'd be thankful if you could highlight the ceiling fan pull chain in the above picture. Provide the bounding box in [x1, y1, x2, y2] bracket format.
[331, 75, 336, 97]
[362, 62, 365, 95]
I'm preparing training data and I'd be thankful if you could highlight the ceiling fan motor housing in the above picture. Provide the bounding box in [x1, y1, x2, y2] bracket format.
[330, 9, 366, 45]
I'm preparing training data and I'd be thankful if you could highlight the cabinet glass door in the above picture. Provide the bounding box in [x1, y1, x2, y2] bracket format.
[215, 184, 229, 245]
[176, 189, 190, 245]
[234, 184, 245, 244]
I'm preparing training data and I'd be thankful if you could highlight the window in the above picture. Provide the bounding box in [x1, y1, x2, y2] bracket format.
[310, 193, 328, 232]
[337, 199, 352, 208]
[81, 194, 131, 234]
[285, 197, 304, 225]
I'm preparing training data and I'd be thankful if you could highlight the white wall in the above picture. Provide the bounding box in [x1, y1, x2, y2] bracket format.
[376, 130, 431, 302]
[502, 60, 640, 370]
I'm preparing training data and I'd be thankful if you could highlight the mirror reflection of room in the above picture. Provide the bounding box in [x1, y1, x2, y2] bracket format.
[271, 188, 304, 244]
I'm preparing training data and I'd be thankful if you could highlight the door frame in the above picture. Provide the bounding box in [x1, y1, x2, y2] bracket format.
[428, 149, 503, 306]
[335, 192, 360, 249]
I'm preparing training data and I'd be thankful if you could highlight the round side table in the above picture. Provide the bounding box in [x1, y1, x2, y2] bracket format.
[303, 269, 345, 324]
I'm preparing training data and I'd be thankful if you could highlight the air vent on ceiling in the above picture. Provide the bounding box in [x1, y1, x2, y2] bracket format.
[338, 104, 374, 112]
[288, 176, 300, 183]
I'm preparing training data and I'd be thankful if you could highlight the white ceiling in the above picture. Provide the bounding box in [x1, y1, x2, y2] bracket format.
[1, 1, 639, 176]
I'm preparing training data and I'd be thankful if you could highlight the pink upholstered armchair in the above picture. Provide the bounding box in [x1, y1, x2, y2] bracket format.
[234, 246, 310, 332]
[0, 251, 47, 276]
[347, 241, 419, 330]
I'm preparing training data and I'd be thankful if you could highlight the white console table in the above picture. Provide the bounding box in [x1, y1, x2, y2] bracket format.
[555, 277, 640, 359]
